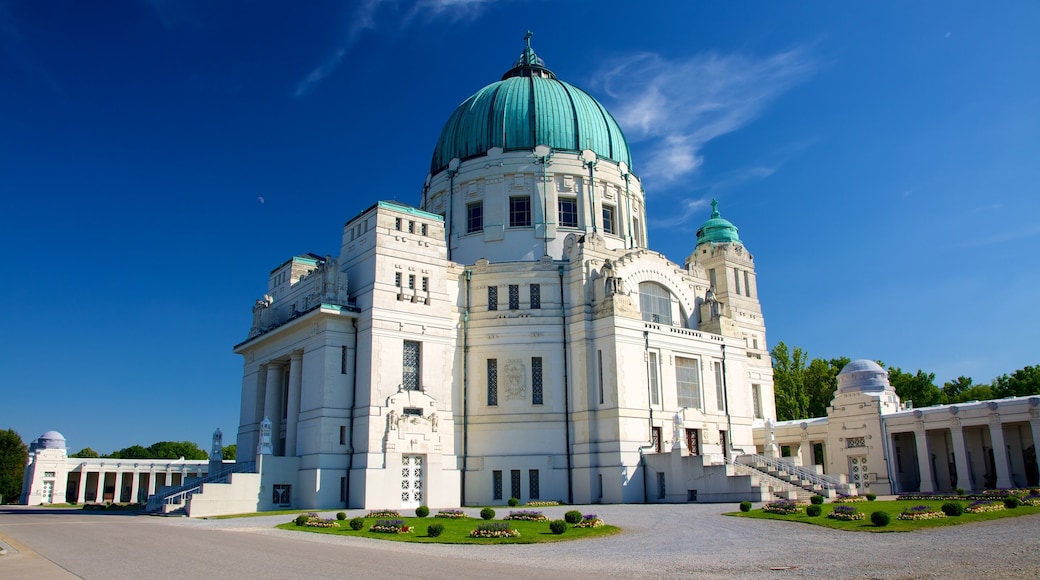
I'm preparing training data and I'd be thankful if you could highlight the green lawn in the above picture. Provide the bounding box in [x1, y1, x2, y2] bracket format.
[276, 515, 620, 544]
[729, 499, 1040, 532]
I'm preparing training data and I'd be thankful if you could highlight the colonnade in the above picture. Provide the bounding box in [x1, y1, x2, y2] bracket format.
[69, 460, 208, 503]
[256, 351, 304, 457]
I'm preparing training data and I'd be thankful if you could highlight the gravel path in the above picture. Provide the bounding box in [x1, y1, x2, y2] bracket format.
[166, 503, 1040, 578]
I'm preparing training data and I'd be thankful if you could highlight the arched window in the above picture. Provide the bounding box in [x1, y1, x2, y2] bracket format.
[639, 282, 672, 325]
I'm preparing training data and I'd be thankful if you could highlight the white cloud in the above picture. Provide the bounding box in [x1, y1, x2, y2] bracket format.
[595, 48, 817, 182]
[958, 225, 1040, 248]
[294, 0, 385, 98]
[650, 196, 714, 229]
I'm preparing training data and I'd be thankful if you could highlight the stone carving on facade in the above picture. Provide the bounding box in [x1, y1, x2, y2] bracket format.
[249, 295, 275, 337]
[317, 255, 349, 305]
[504, 359, 526, 400]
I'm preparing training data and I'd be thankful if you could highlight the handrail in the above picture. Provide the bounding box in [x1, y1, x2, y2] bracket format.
[145, 461, 255, 511]
[735, 454, 852, 493]
[725, 456, 804, 497]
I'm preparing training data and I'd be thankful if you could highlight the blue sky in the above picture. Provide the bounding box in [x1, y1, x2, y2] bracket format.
[2, 1, 1037, 454]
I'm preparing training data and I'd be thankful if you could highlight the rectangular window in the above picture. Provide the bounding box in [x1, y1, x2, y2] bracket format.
[598, 474, 604, 499]
[733, 268, 741, 295]
[509, 196, 531, 227]
[597, 350, 605, 404]
[488, 286, 498, 311]
[493, 470, 503, 500]
[508, 284, 519, 310]
[408, 274, 415, 290]
[602, 205, 616, 234]
[421, 223, 428, 236]
[394, 272, 402, 287]
[714, 361, 726, 412]
[467, 202, 483, 234]
[633, 217, 642, 245]
[529, 469, 540, 499]
[676, 357, 701, 409]
[422, 277, 429, 292]
[339, 426, 346, 445]
[709, 268, 717, 290]
[744, 271, 752, 298]
[751, 384, 763, 419]
[530, 284, 541, 309]
[652, 426, 662, 453]
[657, 472, 666, 499]
[532, 357, 543, 405]
[403, 340, 421, 390]
[686, 428, 700, 456]
[340, 477, 347, 502]
[511, 469, 521, 501]
[648, 351, 660, 406]
[487, 358, 498, 406]
[341, 345, 347, 374]
[558, 197, 578, 228]
[407, 220, 415, 233]
[394, 217, 402, 231]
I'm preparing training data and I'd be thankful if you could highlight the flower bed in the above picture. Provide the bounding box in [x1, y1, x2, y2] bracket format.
[435, 509, 468, 519]
[366, 510, 402, 518]
[503, 510, 547, 522]
[966, 500, 1006, 514]
[370, 519, 413, 533]
[897, 505, 946, 521]
[827, 506, 865, 521]
[831, 495, 867, 503]
[525, 500, 560, 507]
[469, 522, 520, 538]
[763, 500, 801, 515]
[303, 516, 338, 528]
[1021, 494, 1040, 506]
[575, 514, 605, 528]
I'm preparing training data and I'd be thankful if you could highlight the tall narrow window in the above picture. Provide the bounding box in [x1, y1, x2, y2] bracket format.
[632, 217, 642, 246]
[657, 472, 666, 499]
[686, 428, 700, 456]
[652, 426, 662, 453]
[341, 346, 347, 375]
[558, 197, 578, 228]
[402, 340, 421, 390]
[751, 384, 763, 419]
[602, 205, 616, 234]
[511, 469, 521, 501]
[394, 217, 402, 231]
[339, 426, 347, 445]
[421, 223, 428, 236]
[709, 268, 717, 290]
[744, 271, 752, 298]
[597, 350, 605, 404]
[532, 357, 543, 405]
[488, 286, 498, 311]
[676, 357, 701, 409]
[487, 359, 498, 406]
[408, 274, 415, 290]
[421, 277, 429, 292]
[733, 268, 741, 295]
[648, 351, 660, 406]
[529, 284, 541, 309]
[394, 272, 402, 287]
[528, 469, 540, 499]
[714, 361, 726, 412]
[467, 202, 483, 234]
[492, 470, 503, 500]
[508, 284, 519, 310]
[639, 282, 672, 325]
[407, 220, 415, 233]
[509, 196, 531, 227]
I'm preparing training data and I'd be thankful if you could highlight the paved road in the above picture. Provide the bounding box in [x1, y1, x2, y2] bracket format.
[2, 503, 1039, 578]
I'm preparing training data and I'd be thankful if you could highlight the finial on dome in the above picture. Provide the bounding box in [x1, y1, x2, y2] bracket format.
[502, 31, 555, 80]
[710, 198, 720, 218]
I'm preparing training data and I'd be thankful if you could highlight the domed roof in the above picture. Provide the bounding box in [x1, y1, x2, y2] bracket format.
[695, 199, 741, 245]
[837, 360, 891, 394]
[430, 33, 632, 175]
[36, 430, 66, 450]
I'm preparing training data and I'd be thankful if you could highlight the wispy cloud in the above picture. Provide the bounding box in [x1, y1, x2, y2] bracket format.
[958, 225, 1040, 249]
[594, 48, 817, 182]
[294, 0, 492, 98]
[651, 196, 714, 229]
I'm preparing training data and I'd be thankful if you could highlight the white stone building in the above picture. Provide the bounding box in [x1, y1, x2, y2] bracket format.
[195, 37, 779, 515]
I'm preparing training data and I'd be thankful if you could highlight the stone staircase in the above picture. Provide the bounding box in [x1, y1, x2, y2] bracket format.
[734, 454, 858, 499]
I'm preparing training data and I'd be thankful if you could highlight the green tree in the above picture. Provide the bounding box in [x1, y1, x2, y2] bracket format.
[802, 357, 850, 418]
[109, 445, 151, 459]
[0, 429, 28, 504]
[886, 366, 942, 408]
[222, 444, 237, 461]
[942, 376, 974, 402]
[992, 365, 1040, 398]
[771, 341, 809, 420]
[69, 447, 100, 458]
[146, 441, 208, 460]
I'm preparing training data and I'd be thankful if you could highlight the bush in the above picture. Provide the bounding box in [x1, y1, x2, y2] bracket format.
[295, 514, 312, 526]
[870, 511, 890, 527]
[956, 487, 966, 496]
[941, 502, 964, 516]
[865, 493, 877, 501]
[564, 510, 583, 524]
[1004, 497, 1021, 509]
[549, 519, 568, 535]
[349, 517, 365, 530]
[427, 523, 444, 537]
[336, 512, 347, 520]
[508, 497, 520, 507]
[806, 505, 821, 517]
[739, 501, 752, 512]
[810, 495, 825, 505]
[415, 505, 430, 518]
[480, 507, 496, 520]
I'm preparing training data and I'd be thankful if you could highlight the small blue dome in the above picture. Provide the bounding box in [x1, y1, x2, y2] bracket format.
[695, 200, 741, 246]
[837, 360, 891, 394]
[37, 430, 66, 450]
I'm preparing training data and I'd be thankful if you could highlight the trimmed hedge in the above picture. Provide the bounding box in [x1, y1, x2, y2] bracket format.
[480, 507, 496, 520]
[870, 511, 891, 527]
[739, 501, 752, 512]
[941, 502, 964, 516]
[806, 505, 822, 517]
[415, 505, 430, 518]
[810, 495, 825, 505]
[549, 519, 568, 535]
[564, 510, 583, 524]
[427, 523, 444, 537]
[349, 517, 365, 530]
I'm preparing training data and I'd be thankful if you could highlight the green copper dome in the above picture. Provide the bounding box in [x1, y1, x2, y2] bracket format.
[430, 33, 632, 175]
[695, 199, 741, 245]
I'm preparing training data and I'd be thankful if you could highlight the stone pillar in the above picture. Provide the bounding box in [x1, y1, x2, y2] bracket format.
[130, 469, 141, 503]
[94, 470, 105, 502]
[77, 468, 88, 503]
[989, 421, 1012, 489]
[1030, 418, 1040, 473]
[285, 352, 304, 457]
[949, 426, 972, 492]
[914, 429, 933, 493]
[263, 362, 284, 453]
[147, 469, 157, 495]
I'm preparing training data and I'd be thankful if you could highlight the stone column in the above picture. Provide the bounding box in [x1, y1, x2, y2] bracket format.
[130, 469, 141, 503]
[285, 352, 304, 457]
[1030, 418, 1040, 473]
[77, 468, 88, 503]
[147, 469, 157, 495]
[949, 426, 972, 492]
[94, 470, 105, 502]
[914, 428, 934, 493]
[989, 421, 1012, 489]
[263, 362, 284, 453]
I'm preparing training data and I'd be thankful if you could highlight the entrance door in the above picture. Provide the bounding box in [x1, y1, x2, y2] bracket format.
[849, 456, 868, 489]
[42, 481, 53, 504]
[719, 431, 728, 459]
[401, 455, 423, 508]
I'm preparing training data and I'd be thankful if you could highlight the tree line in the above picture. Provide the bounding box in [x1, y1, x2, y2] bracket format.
[70, 441, 236, 461]
[771, 341, 1040, 422]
